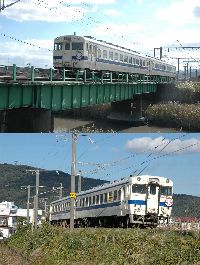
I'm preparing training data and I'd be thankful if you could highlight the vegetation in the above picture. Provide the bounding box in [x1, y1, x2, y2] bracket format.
[3, 224, 200, 265]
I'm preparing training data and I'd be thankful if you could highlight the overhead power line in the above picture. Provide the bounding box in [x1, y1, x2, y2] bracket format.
[0, 0, 21, 11]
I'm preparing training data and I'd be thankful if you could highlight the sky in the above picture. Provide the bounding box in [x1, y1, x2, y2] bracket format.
[0, 0, 200, 70]
[0, 133, 200, 196]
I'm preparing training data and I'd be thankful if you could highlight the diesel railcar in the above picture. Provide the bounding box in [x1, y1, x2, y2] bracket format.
[53, 35, 176, 78]
[49, 175, 173, 228]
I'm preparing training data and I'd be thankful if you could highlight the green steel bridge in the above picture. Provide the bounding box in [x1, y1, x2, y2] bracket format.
[0, 64, 175, 111]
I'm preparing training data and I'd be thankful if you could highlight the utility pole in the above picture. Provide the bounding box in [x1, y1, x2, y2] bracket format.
[78, 173, 81, 193]
[59, 183, 63, 199]
[27, 185, 30, 224]
[70, 133, 77, 231]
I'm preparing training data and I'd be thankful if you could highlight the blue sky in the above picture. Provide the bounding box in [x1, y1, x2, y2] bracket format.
[0, 133, 200, 196]
[0, 0, 200, 69]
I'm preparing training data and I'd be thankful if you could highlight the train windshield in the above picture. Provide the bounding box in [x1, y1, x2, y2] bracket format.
[160, 186, 172, 196]
[72, 42, 84, 50]
[132, 184, 146, 194]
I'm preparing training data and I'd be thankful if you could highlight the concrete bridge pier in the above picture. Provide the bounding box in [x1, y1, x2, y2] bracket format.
[0, 108, 53, 132]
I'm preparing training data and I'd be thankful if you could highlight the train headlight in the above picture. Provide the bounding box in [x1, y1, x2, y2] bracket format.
[137, 177, 141, 181]
[166, 179, 169, 183]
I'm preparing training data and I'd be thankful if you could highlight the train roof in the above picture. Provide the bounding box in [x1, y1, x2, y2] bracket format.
[54, 35, 175, 67]
[50, 175, 173, 205]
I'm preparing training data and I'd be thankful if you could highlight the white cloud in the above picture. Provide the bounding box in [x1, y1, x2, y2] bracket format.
[63, 0, 116, 4]
[104, 9, 121, 17]
[125, 137, 200, 155]
[155, 0, 200, 25]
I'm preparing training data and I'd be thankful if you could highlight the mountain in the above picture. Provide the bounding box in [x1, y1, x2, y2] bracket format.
[0, 163, 200, 218]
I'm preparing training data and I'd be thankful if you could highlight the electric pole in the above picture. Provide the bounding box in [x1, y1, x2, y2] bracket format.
[70, 133, 77, 231]
[59, 183, 63, 199]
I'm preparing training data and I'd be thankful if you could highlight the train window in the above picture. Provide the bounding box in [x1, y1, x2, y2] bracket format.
[80, 199, 82, 207]
[109, 51, 114, 60]
[140, 59, 142, 66]
[93, 45, 97, 55]
[129, 57, 132, 64]
[100, 194, 103, 204]
[136, 59, 139, 65]
[108, 191, 113, 202]
[132, 184, 146, 194]
[72, 42, 84, 50]
[89, 44, 92, 53]
[98, 49, 102, 58]
[124, 55, 128, 63]
[93, 196, 95, 205]
[118, 190, 121, 200]
[132, 58, 135, 65]
[150, 184, 157, 195]
[89, 197, 92, 206]
[86, 43, 89, 51]
[103, 50, 107, 59]
[82, 198, 85, 207]
[65, 43, 70, 50]
[161, 186, 172, 196]
[114, 53, 118, 61]
[86, 197, 88, 206]
[104, 193, 107, 203]
[96, 195, 99, 204]
[143, 60, 145, 66]
[120, 54, 123, 62]
[113, 190, 117, 201]
[54, 43, 62, 51]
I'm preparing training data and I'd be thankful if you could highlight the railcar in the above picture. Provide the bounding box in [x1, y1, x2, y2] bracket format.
[53, 35, 176, 79]
[49, 175, 173, 228]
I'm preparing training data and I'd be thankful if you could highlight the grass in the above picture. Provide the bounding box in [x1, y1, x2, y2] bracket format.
[4, 223, 200, 265]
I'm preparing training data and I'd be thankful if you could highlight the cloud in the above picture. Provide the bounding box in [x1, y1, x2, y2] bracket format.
[104, 9, 121, 17]
[155, 0, 200, 25]
[125, 137, 200, 155]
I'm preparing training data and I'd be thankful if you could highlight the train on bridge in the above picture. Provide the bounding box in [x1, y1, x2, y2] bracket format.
[53, 34, 176, 79]
[49, 175, 173, 228]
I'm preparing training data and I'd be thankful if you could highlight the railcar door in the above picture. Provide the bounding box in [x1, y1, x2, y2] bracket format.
[88, 43, 97, 70]
[120, 185, 128, 216]
[146, 183, 159, 214]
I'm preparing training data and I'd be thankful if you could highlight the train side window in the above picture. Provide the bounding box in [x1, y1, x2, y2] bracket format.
[89, 197, 92, 206]
[93, 45, 97, 55]
[129, 57, 132, 64]
[103, 50, 107, 59]
[80, 199, 82, 207]
[124, 55, 128, 63]
[72, 42, 83, 50]
[86, 43, 89, 51]
[93, 195, 95, 205]
[89, 44, 92, 53]
[96, 195, 100, 204]
[82, 198, 85, 207]
[100, 194, 103, 204]
[120, 54, 123, 62]
[86, 197, 88, 206]
[132, 58, 136, 65]
[98, 49, 102, 58]
[65, 43, 70, 50]
[140, 59, 142, 66]
[109, 51, 114, 60]
[114, 52, 118, 61]
[113, 190, 117, 201]
[143, 60, 146, 66]
[108, 191, 113, 202]
[118, 190, 121, 200]
[104, 193, 107, 203]
[136, 59, 139, 65]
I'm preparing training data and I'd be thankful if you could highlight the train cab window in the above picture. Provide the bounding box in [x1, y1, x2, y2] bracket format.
[114, 53, 118, 61]
[118, 190, 121, 200]
[150, 184, 157, 195]
[54, 43, 62, 51]
[129, 57, 132, 64]
[113, 190, 117, 201]
[72, 42, 83, 50]
[103, 50, 108, 59]
[132, 184, 146, 194]
[120, 54, 123, 62]
[104, 193, 108, 203]
[98, 49, 102, 58]
[161, 186, 172, 196]
[124, 55, 128, 63]
[65, 43, 70, 50]
[93, 196, 95, 205]
[89, 197, 92, 206]
[109, 51, 114, 60]
[96, 195, 100, 204]
[100, 194, 103, 204]
[108, 191, 113, 202]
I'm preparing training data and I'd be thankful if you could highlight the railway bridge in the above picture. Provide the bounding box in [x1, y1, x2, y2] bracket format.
[0, 64, 175, 132]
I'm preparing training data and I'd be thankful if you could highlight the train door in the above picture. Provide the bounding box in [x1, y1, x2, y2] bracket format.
[120, 185, 128, 216]
[146, 183, 159, 214]
[88, 43, 97, 70]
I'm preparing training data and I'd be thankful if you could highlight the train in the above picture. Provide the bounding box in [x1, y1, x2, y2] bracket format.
[49, 175, 173, 228]
[53, 34, 176, 79]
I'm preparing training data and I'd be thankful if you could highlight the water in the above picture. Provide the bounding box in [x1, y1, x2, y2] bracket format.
[53, 115, 179, 133]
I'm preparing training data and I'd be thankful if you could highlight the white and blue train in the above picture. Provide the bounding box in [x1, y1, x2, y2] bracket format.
[49, 175, 173, 228]
[53, 35, 176, 78]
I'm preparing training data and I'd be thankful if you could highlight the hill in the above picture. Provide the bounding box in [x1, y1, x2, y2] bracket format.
[0, 163, 200, 218]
